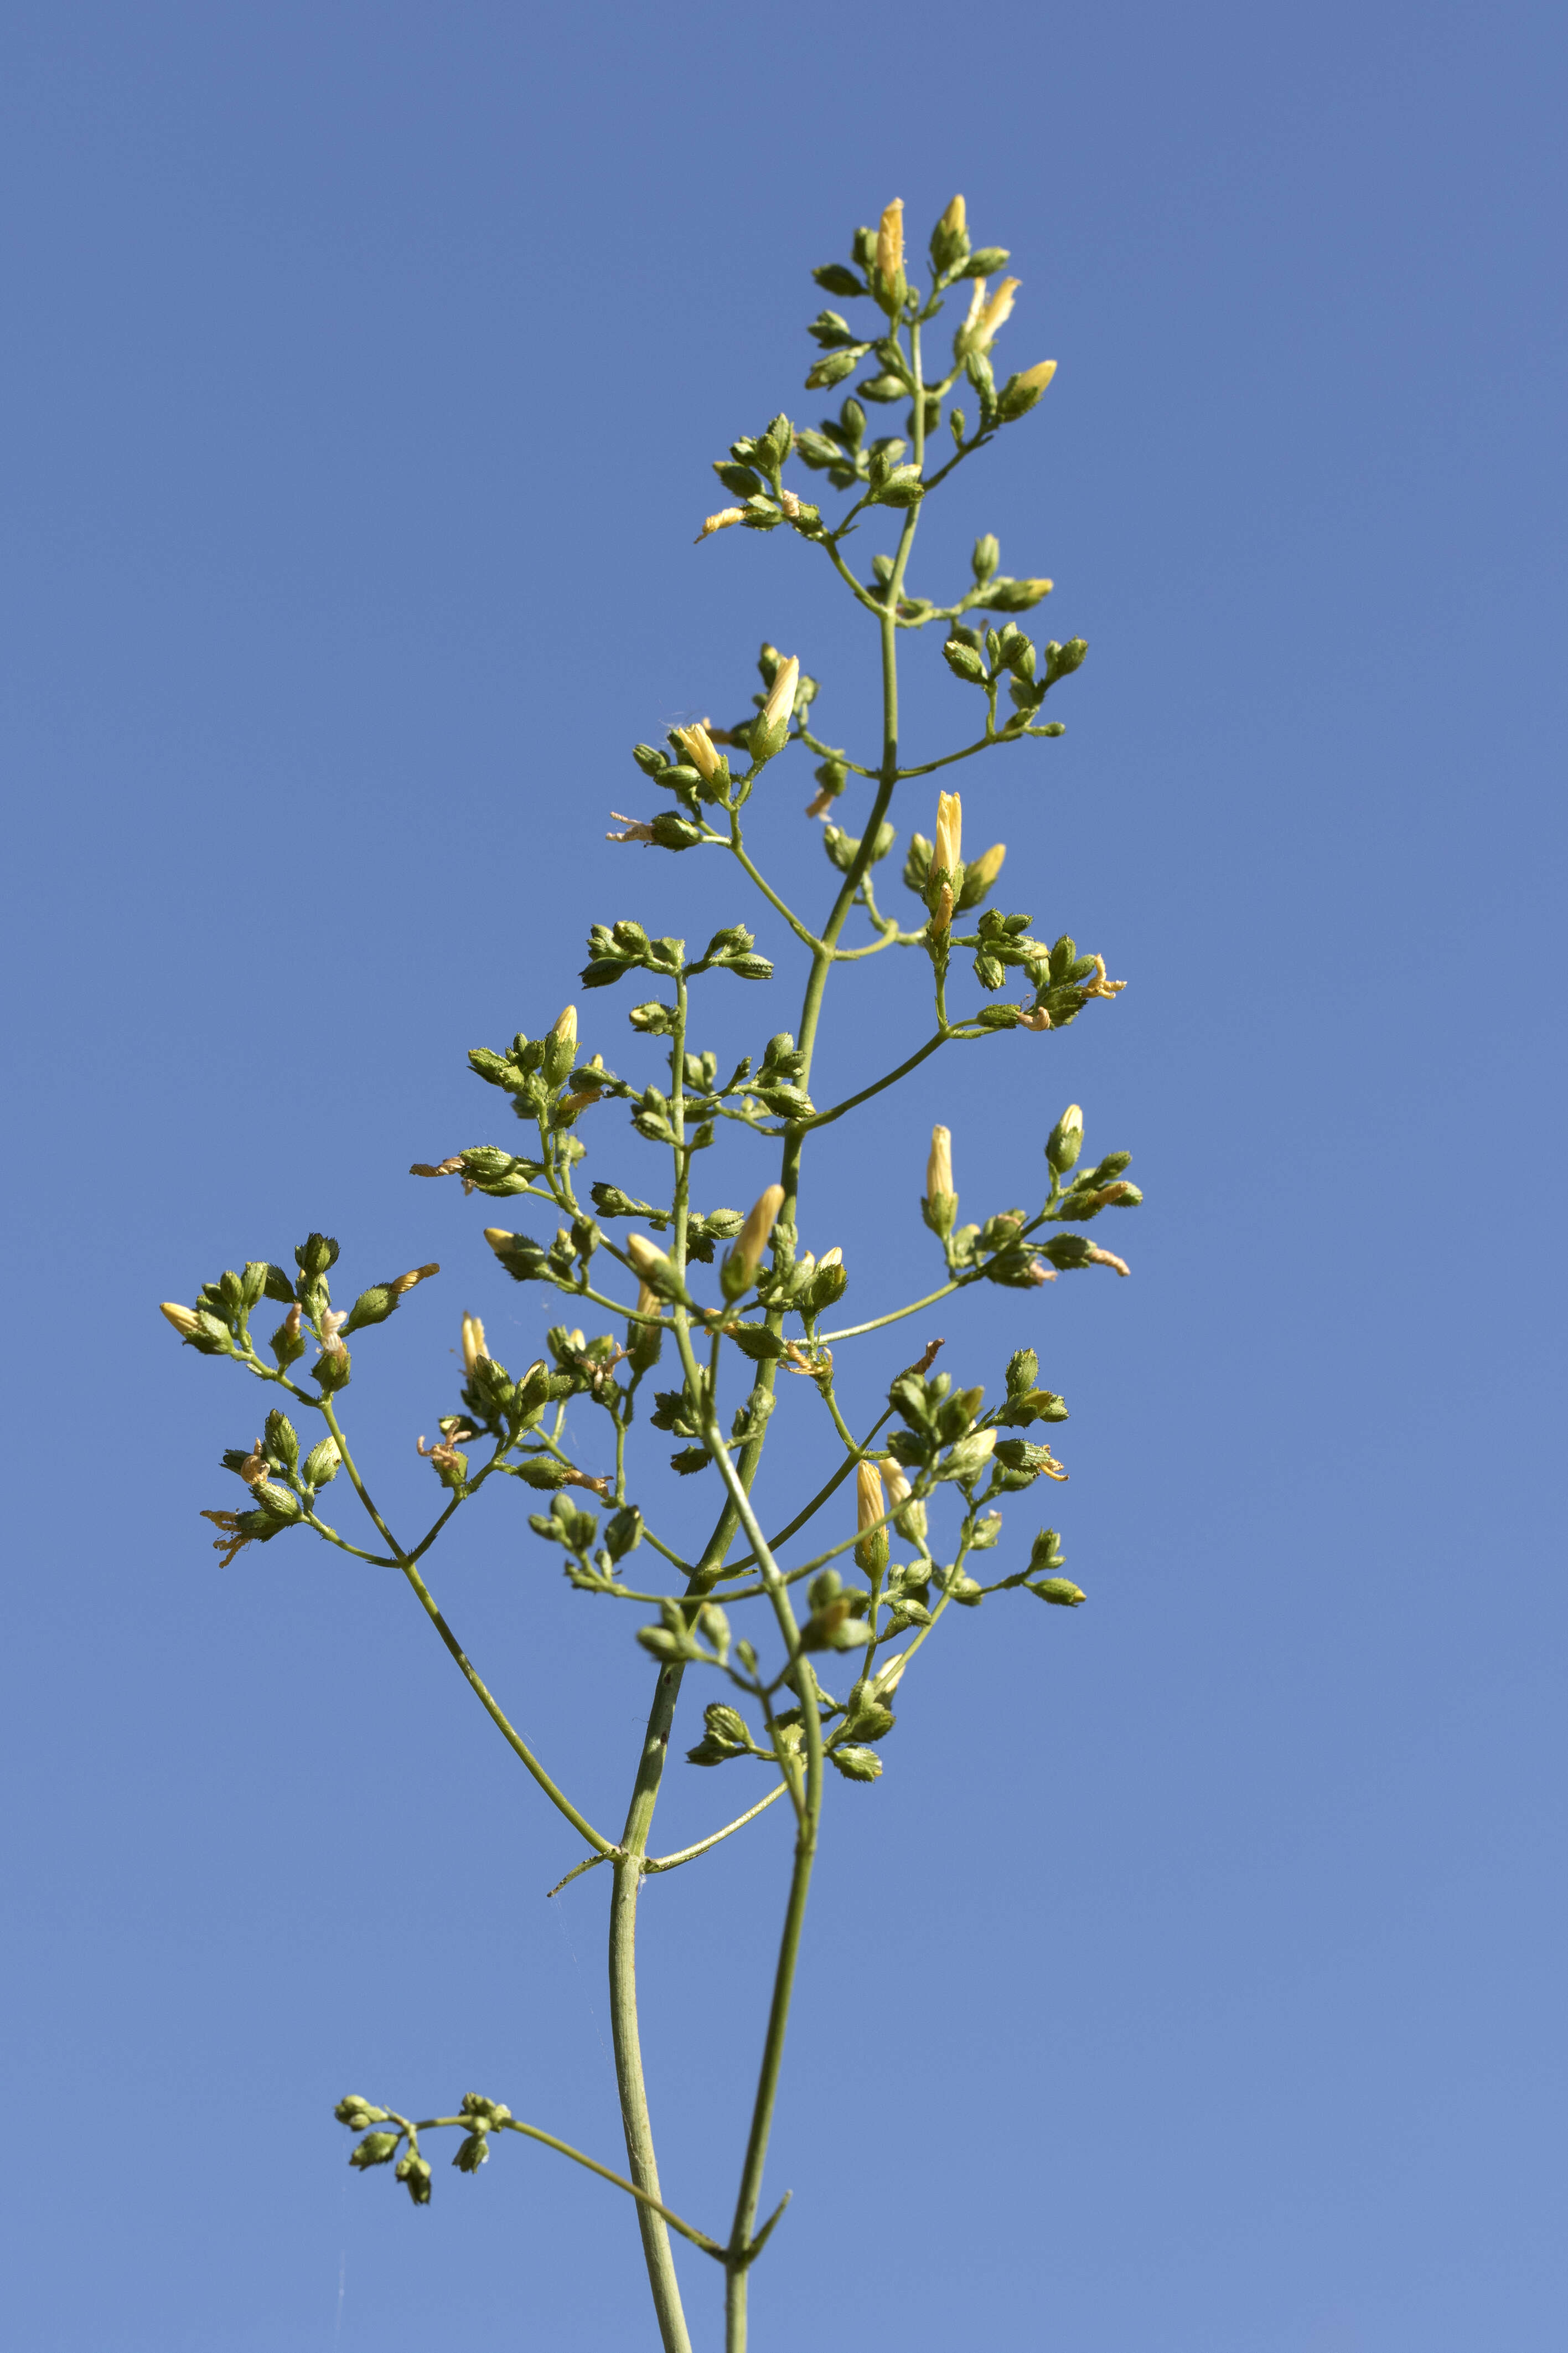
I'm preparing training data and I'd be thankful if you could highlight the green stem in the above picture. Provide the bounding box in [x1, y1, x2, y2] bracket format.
[606, 965, 699, 2353]
[315, 1401, 617, 1859]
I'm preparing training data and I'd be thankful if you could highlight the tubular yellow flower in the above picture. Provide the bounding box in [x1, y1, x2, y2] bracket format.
[927, 1124, 955, 1203]
[159, 1302, 200, 1338]
[975, 276, 1020, 348]
[624, 1234, 666, 1279]
[876, 197, 904, 283]
[696, 506, 745, 541]
[933, 791, 962, 880]
[732, 1184, 785, 1283]
[635, 1279, 662, 1320]
[760, 655, 800, 737]
[928, 882, 954, 938]
[460, 1313, 487, 1374]
[855, 1458, 889, 1574]
[940, 193, 966, 241]
[671, 722, 723, 783]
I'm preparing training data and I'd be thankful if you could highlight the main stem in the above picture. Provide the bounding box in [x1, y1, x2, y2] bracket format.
[721, 322, 927, 2353]
[607, 317, 927, 2352]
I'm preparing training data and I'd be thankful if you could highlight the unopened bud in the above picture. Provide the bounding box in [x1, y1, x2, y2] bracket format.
[725, 1185, 785, 1293]
[879, 1456, 928, 1542]
[933, 790, 962, 883]
[461, 1313, 488, 1374]
[960, 842, 1005, 907]
[927, 1124, 954, 1200]
[997, 360, 1057, 421]
[1033, 1577, 1086, 1607]
[627, 1278, 664, 1371]
[1046, 1104, 1084, 1174]
[855, 1459, 889, 1576]
[160, 1302, 200, 1339]
[753, 654, 800, 758]
[876, 197, 904, 285]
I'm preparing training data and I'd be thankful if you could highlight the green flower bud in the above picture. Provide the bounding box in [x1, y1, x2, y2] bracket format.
[1046, 1104, 1084, 1174]
[349, 2132, 400, 2169]
[1031, 1577, 1086, 1607]
[263, 1410, 299, 1470]
[828, 1745, 883, 1782]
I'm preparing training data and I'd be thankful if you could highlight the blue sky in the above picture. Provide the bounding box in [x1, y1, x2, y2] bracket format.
[2, 4, 1564, 2347]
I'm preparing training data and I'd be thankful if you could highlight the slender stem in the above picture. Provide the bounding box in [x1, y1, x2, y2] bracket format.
[645, 1781, 790, 1874]
[394, 2115, 723, 2257]
[798, 1028, 950, 1133]
[396, 1551, 619, 1857]
[817, 1279, 962, 1343]
[606, 964, 698, 2353]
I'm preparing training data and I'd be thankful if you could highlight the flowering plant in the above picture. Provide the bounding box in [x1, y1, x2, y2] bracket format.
[161, 192, 1140, 2352]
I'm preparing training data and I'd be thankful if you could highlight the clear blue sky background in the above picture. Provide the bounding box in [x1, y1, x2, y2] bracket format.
[2, 4, 1563, 2347]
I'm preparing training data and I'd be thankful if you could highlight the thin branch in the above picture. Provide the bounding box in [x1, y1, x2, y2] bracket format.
[644, 1782, 790, 1874]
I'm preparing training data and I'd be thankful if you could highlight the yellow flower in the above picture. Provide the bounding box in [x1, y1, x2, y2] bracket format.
[967, 843, 1005, 891]
[460, 1313, 487, 1374]
[696, 506, 745, 541]
[876, 197, 904, 283]
[933, 790, 962, 879]
[732, 1184, 785, 1283]
[671, 722, 724, 782]
[855, 1458, 889, 1573]
[760, 655, 799, 737]
[550, 1005, 577, 1050]
[159, 1302, 200, 1338]
[1015, 360, 1055, 396]
[939, 193, 966, 240]
[927, 1124, 955, 1202]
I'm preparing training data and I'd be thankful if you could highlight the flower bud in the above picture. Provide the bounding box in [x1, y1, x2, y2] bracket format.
[855, 1459, 889, 1576]
[1032, 1577, 1086, 1607]
[543, 1007, 578, 1087]
[1047, 1104, 1084, 1174]
[930, 192, 969, 275]
[271, 1302, 306, 1369]
[723, 1184, 785, 1296]
[879, 1457, 927, 1542]
[159, 1302, 200, 1339]
[997, 360, 1057, 421]
[876, 198, 904, 283]
[923, 1123, 957, 1236]
[752, 655, 800, 760]
[933, 789, 961, 878]
[958, 842, 1005, 910]
[627, 1279, 664, 1372]
[461, 1313, 488, 1374]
